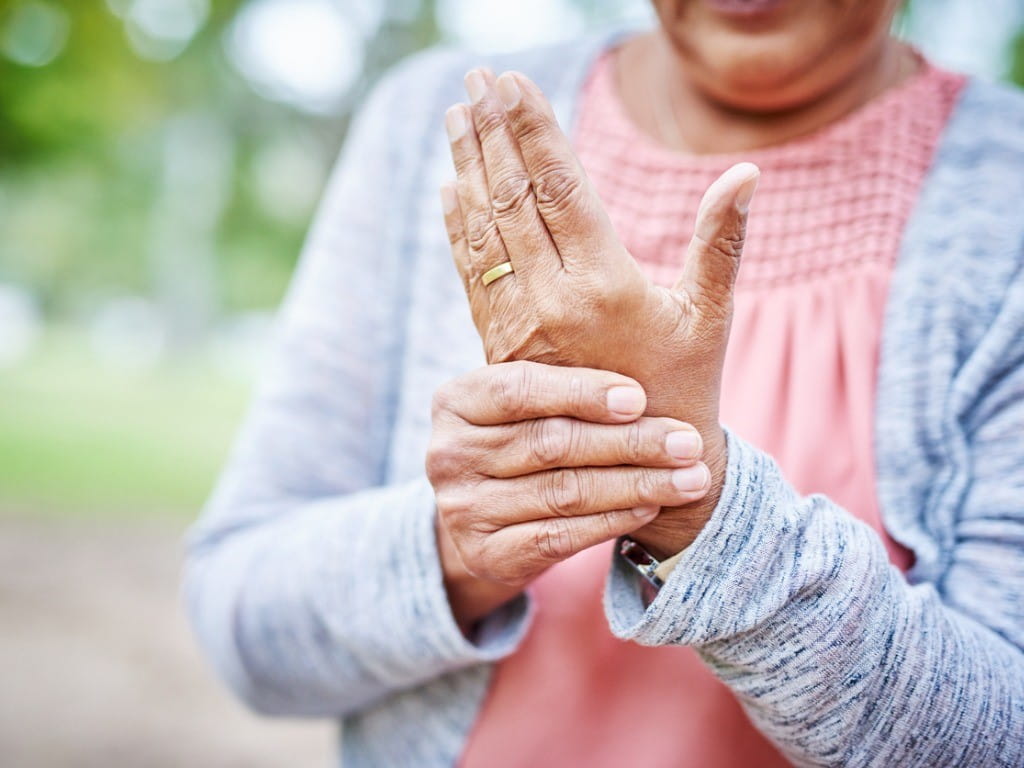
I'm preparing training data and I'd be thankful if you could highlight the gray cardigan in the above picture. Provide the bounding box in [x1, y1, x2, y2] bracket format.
[185, 29, 1024, 767]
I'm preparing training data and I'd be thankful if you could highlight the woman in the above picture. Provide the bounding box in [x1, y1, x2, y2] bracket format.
[185, 0, 1024, 765]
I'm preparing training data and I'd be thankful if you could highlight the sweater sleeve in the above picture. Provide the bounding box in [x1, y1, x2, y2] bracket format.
[183, 55, 530, 718]
[605, 288, 1024, 765]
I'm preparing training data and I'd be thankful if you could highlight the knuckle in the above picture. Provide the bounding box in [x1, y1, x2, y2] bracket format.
[624, 420, 647, 462]
[425, 433, 467, 484]
[563, 418, 587, 462]
[450, 486, 480, 517]
[533, 162, 584, 214]
[513, 113, 555, 150]
[452, 150, 480, 178]
[593, 510, 621, 542]
[491, 362, 534, 421]
[433, 487, 458, 517]
[632, 467, 663, 504]
[695, 228, 746, 263]
[535, 518, 577, 561]
[464, 209, 502, 255]
[540, 468, 585, 517]
[457, 538, 489, 578]
[472, 106, 507, 139]
[565, 372, 588, 414]
[526, 417, 570, 467]
[424, 442, 449, 484]
[490, 172, 533, 217]
[444, 217, 465, 247]
[714, 230, 746, 260]
[431, 383, 456, 419]
[433, 487, 473, 528]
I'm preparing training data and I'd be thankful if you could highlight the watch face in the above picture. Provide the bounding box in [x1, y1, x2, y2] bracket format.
[619, 538, 664, 588]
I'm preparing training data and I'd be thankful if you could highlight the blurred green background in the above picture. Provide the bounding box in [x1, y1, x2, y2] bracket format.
[0, 0, 1022, 522]
[1, 2, 1022, 766]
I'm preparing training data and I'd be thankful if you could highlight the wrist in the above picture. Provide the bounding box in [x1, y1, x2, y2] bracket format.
[630, 422, 728, 560]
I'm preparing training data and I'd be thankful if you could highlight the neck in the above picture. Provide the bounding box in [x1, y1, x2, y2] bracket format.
[617, 31, 916, 155]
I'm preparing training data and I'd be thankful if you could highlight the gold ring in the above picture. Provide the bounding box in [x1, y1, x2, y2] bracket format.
[481, 261, 514, 286]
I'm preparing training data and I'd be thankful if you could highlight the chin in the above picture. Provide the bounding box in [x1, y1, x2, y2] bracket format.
[653, 0, 899, 113]
[682, 34, 861, 112]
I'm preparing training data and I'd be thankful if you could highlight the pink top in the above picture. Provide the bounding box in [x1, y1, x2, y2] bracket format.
[460, 49, 965, 767]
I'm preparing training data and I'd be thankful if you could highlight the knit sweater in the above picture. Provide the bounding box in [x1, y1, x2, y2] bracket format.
[184, 28, 1024, 768]
[459, 49, 960, 768]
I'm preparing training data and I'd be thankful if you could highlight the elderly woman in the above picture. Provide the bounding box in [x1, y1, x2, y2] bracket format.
[185, 0, 1024, 765]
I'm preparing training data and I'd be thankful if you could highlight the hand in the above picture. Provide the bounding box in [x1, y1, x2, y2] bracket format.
[426, 361, 710, 633]
[440, 69, 759, 557]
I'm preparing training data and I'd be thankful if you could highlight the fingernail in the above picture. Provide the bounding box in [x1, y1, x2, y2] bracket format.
[735, 166, 760, 213]
[665, 430, 701, 460]
[445, 105, 467, 142]
[440, 183, 457, 214]
[672, 464, 710, 492]
[496, 74, 521, 109]
[607, 386, 645, 416]
[632, 505, 659, 519]
[464, 70, 487, 104]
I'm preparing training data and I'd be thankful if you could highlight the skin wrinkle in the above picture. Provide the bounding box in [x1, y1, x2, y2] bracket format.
[443, 71, 752, 559]
[417, 6, 1021, 760]
[182, 24, 1024, 764]
[428, 358, 708, 606]
[436, 2, 910, 581]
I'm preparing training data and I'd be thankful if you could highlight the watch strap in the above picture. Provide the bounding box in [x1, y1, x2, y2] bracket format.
[618, 537, 689, 604]
[618, 537, 665, 589]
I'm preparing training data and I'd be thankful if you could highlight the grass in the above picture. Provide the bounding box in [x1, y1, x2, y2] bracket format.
[0, 330, 251, 520]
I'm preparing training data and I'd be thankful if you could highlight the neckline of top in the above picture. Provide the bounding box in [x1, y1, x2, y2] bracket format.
[581, 38, 956, 169]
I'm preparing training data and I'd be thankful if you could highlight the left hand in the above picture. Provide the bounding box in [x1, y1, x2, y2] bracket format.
[440, 68, 759, 557]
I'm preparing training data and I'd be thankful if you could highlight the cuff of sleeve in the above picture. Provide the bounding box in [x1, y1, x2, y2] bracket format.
[604, 429, 794, 647]
[653, 547, 688, 583]
[378, 477, 533, 677]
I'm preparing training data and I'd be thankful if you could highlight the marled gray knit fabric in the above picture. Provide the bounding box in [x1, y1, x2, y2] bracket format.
[184, 28, 1024, 767]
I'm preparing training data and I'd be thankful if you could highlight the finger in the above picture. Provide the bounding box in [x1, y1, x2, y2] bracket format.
[491, 505, 662, 577]
[434, 361, 647, 426]
[480, 416, 703, 477]
[441, 179, 494, 338]
[481, 463, 711, 525]
[463, 68, 561, 289]
[440, 181, 471, 294]
[496, 71, 619, 268]
[445, 97, 515, 295]
[674, 162, 760, 320]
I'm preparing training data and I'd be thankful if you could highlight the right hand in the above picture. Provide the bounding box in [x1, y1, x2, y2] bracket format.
[426, 361, 711, 632]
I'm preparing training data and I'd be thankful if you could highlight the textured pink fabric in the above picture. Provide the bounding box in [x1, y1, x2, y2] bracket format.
[460, 49, 965, 767]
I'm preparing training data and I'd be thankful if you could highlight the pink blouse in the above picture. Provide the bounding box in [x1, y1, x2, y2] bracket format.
[460, 49, 965, 767]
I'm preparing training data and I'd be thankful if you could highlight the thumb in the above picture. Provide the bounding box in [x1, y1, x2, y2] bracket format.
[674, 162, 760, 317]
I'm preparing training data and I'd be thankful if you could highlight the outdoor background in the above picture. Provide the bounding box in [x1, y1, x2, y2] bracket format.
[1, 1, 1022, 765]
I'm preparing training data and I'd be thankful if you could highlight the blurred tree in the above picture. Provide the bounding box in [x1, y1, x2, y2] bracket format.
[1009, 27, 1024, 87]
[0, 0, 441, 325]
[0, 0, 1020, 332]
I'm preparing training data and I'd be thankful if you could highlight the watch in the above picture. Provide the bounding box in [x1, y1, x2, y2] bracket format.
[618, 537, 666, 590]
[616, 538, 662, 605]
[618, 537, 689, 604]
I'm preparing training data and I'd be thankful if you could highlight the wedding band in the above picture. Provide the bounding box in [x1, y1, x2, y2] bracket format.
[481, 261, 514, 286]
